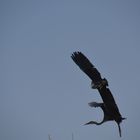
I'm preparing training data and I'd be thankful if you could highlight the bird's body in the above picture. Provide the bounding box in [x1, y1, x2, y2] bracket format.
[71, 51, 125, 137]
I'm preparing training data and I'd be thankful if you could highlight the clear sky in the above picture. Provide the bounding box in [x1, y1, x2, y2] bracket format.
[1, 0, 140, 140]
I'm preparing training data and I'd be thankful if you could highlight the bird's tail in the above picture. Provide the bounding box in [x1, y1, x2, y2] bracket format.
[117, 123, 122, 137]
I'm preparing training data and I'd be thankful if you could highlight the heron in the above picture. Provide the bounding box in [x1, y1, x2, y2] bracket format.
[71, 51, 126, 137]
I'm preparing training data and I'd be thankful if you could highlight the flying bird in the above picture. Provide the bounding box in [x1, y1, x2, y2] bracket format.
[71, 51, 125, 137]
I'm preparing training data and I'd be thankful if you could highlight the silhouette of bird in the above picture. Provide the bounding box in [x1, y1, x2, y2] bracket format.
[71, 51, 126, 137]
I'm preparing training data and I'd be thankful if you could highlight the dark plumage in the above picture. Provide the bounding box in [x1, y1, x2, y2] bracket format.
[85, 101, 114, 125]
[71, 51, 125, 137]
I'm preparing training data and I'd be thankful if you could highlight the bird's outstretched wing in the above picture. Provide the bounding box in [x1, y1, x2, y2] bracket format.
[71, 52, 102, 83]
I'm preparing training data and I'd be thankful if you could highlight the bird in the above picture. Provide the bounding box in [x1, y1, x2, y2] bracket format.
[71, 51, 126, 137]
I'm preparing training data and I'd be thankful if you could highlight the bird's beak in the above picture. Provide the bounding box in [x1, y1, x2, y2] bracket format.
[84, 122, 89, 125]
[84, 121, 91, 125]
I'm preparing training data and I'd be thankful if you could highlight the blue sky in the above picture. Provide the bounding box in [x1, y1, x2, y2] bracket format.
[1, 0, 140, 140]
